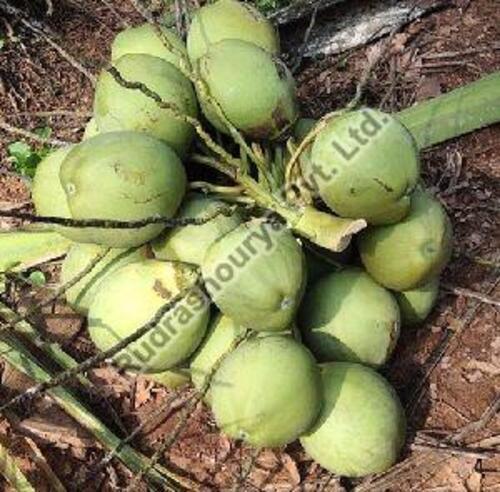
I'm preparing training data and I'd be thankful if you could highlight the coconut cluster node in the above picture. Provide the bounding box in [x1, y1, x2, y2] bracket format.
[28, 0, 454, 479]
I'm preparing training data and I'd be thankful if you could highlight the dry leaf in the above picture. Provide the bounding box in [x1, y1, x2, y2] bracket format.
[281, 453, 301, 485]
[134, 376, 154, 408]
[18, 406, 96, 458]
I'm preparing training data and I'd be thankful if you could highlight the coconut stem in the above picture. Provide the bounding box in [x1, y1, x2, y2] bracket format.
[396, 71, 500, 150]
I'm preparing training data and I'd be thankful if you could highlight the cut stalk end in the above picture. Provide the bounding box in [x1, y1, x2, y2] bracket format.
[293, 206, 367, 252]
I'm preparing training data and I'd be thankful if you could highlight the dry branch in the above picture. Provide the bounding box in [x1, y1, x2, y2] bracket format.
[269, 0, 345, 25]
[451, 395, 500, 444]
[294, 0, 449, 57]
[442, 284, 500, 308]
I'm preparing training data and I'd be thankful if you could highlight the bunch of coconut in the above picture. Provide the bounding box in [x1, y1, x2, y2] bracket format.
[28, 0, 453, 480]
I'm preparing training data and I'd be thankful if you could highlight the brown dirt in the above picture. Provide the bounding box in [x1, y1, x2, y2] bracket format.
[0, 0, 499, 490]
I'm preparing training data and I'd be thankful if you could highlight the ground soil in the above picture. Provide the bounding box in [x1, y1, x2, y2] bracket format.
[0, 0, 499, 491]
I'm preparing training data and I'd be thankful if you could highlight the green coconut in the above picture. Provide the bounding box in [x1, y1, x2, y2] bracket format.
[111, 23, 187, 69]
[152, 194, 242, 266]
[32, 146, 73, 220]
[61, 243, 147, 315]
[358, 189, 453, 291]
[298, 267, 400, 367]
[82, 118, 99, 140]
[94, 54, 197, 157]
[88, 259, 209, 373]
[31, 146, 91, 242]
[201, 220, 306, 332]
[59, 132, 186, 248]
[190, 313, 245, 400]
[146, 366, 191, 389]
[300, 362, 406, 477]
[211, 336, 322, 447]
[395, 277, 440, 326]
[190, 314, 298, 401]
[197, 39, 298, 139]
[308, 109, 420, 224]
[187, 0, 279, 62]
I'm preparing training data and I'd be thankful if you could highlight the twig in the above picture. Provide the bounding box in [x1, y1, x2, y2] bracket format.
[412, 440, 498, 459]
[8, 110, 92, 118]
[234, 447, 261, 492]
[0, 119, 69, 147]
[292, 5, 319, 74]
[0, 279, 203, 414]
[0, 205, 236, 229]
[442, 284, 500, 308]
[451, 395, 500, 444]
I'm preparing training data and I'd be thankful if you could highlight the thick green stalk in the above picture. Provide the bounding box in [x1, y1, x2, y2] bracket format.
[396, 71, 500, 150]
[0, 322, 196, 490]
[0, 231, 71, 272]
[0, 303, 89, 389]
[0, 440, 35, 492]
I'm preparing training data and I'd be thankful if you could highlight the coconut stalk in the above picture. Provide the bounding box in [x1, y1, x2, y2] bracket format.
[0, 439, 36, 492]
[396, 71, 500, 150]
[0, 328, 196, 491]
[0, 231, 71, 272]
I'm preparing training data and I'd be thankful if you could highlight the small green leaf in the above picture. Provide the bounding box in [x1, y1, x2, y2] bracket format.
[7, 141, 32, 165]
[7, 129, 53, 178]
[34, 126, 52, 139]
[0, 38, 5, 50]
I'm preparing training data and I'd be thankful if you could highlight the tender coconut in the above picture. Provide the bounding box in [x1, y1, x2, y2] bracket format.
[152, 194, 242, 266]
[358, 189, 453, 291]
[111, 23, 187, 69]
[61, 243, 147, 315]
[32, 146, 73, 220]
[187, 0, 279, 62]
[201, 220, 306, 332]
[308, 109, 420, 224]
[395, 277, 440, 326]
[93, 54, 197, 157]
[144, 367, 191, 389]
[190, 314, 245, 401]
[300, 362, 406, 477]
[299, 267, 400, 367]
[211, 336, 322, 447]
[31, 145, 91, 242]
[82, 118, 99, 140]
[88, 259, 209, 373]
[59, 132, 186, 248]
[197, 39, 298, 140]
